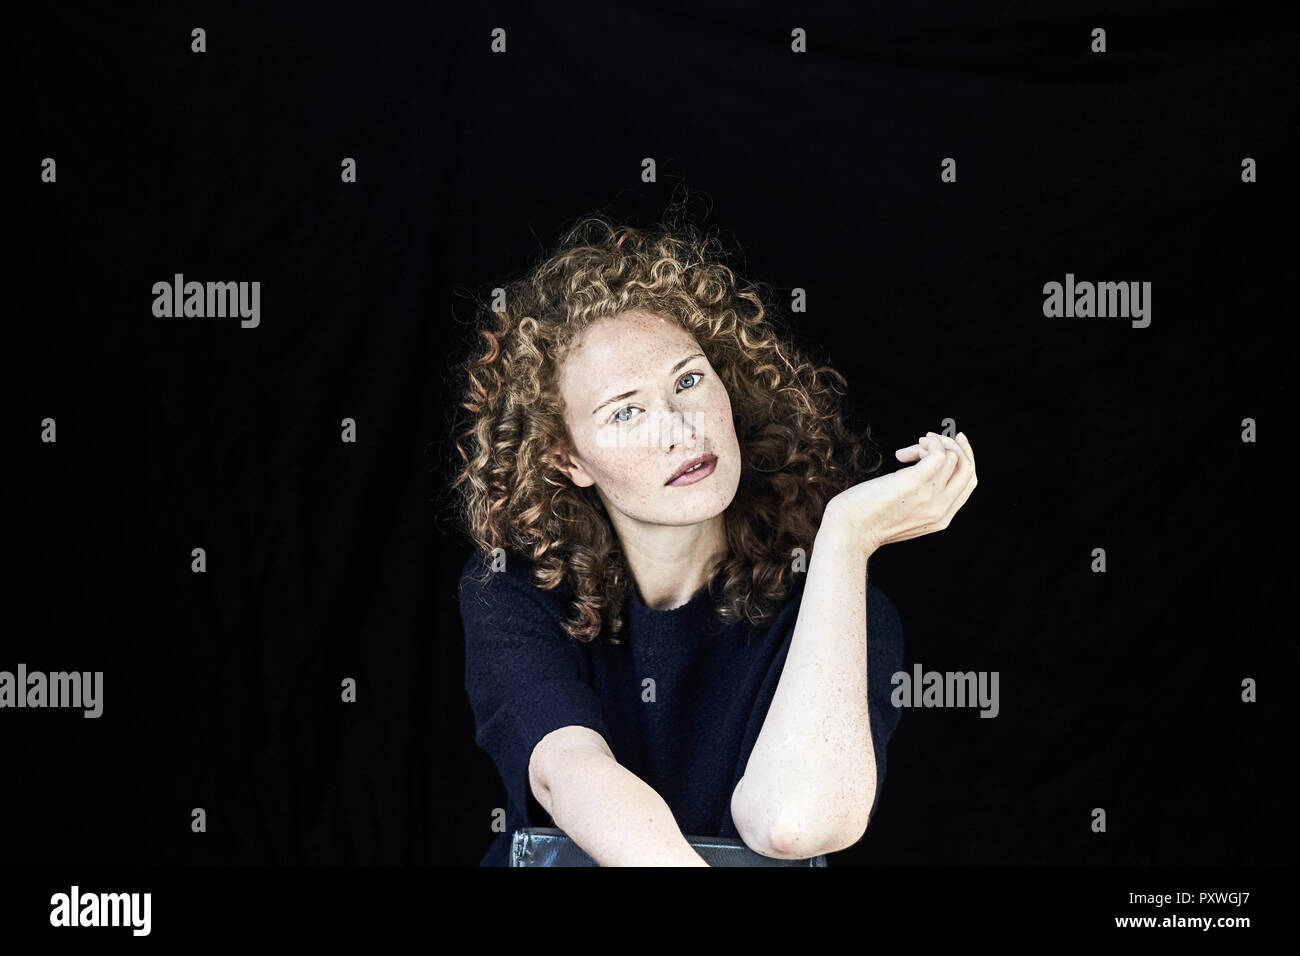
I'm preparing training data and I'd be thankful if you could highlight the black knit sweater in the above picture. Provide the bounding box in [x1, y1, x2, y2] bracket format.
[459, 550, 905, 866]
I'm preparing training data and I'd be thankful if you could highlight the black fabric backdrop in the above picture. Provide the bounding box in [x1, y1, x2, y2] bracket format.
[5, 0, 1296, 867]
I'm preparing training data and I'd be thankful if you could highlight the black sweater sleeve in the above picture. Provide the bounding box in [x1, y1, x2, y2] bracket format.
[866, 581, 905, 823]
[459, 554, 613, 829]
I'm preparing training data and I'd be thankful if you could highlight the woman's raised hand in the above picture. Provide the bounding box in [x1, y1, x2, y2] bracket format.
[825, 431, 977, 558]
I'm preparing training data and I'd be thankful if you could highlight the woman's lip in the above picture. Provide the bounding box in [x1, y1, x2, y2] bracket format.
[665, 454, 718, 486]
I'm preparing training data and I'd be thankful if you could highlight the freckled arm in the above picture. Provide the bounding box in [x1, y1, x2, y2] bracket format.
[730, 503, 875, 858]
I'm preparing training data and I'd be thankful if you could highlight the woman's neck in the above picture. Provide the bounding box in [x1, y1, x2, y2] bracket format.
[618, 514, 729, 611]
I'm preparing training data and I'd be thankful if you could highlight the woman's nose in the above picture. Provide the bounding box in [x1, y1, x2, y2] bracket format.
[658, 406, 696, 450]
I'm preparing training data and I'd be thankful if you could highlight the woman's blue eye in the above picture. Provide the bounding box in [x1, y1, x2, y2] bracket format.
[608, 372, 704, 424]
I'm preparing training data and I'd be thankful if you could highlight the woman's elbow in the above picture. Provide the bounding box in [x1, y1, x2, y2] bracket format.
[731, 777, 806, 858]
[771, 799, 873, 857]
[734, 803, 872, 860]
[735, 790, 876, 858]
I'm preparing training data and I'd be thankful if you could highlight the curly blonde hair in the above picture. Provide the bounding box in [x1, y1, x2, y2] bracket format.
[449, 207, 882, 644]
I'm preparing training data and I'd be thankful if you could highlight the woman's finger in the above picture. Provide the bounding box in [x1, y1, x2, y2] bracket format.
[934, 432, 967, 463]
[955, 431, 975, 468]
[933, 433, 971, 487]
[938, 470, 977, 529]
[916, 436, 947, 467]
[939, 449, 978, 524]
[951, 432, 976, 503]
[898, 432, 943, 465]
[924, 432, 960, 486]
[946, 434, 977, 489]
[896, 442, 922, 462]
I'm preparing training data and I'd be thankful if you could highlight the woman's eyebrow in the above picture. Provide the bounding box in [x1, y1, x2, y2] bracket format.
[591, 351, 705, 416]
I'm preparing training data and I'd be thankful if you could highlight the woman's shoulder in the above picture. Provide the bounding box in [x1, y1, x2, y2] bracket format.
[457, 548, 573, 617]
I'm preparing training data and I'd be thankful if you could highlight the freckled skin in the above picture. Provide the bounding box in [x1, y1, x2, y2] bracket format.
[553, 309, 743, 607]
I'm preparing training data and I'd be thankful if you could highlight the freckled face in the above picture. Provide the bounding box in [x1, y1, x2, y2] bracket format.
[555, 309, 742, 527]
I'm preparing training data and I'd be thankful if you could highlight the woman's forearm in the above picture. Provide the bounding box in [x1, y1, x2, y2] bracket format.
[731, 507, 875, 858]
[541, 744, 710, 866]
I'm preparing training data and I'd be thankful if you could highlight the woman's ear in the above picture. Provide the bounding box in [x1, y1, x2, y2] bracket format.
[553, 439, 596, 488]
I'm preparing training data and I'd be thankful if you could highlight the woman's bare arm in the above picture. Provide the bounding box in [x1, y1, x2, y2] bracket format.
[528, 725, 709, 866]
[732, 432, 977, 859]
[729, 514, 875, 860]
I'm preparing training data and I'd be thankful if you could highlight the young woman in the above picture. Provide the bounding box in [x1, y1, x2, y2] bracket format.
[451, 212, 977, 866]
